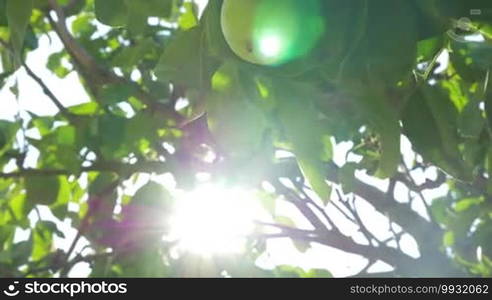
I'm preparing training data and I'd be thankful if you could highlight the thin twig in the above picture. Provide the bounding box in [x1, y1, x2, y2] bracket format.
[22, 62, 75, 121]
[26, 252, 113, 277]
[394, 171, 446, 192]
[272, 179, 329, 234]
[292, 180, 338, 232]
[402, 163, 435, 223]
[254, 221, 317, 237]
[389, 221, 403, 252]
[331, 188, 357, 223]
[60, 180, 120, 277]
[0, 160, 170, 179]
[345, 196, 382, 247]
[46, 0, 184, 122]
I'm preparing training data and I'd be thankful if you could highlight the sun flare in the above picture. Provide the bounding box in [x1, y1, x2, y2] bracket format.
[259, 34, 283, 58]
[169, 185, 262, 255]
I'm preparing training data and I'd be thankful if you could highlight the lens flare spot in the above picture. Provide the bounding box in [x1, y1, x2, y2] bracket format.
[259, 35, 282, 58]
[169, 185, 263, 255]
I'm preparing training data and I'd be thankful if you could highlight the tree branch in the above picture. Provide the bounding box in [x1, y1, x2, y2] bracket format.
[46, 0, 184, 123]
[64, 0, 82, 12]
[255, 221, 318, 238]
[0, 160, 171, 179]
[60, 180, 119, 277]
[272, 179, 330, 233]
[267, 160, 464, 276]
[22, 62, 75, 121]
[266, 176, 426, 276]
[324, 162, 444, 254]
[394, 170, 447, 192]
[47, 0, 115, 85]
[26, 252, 113, 277]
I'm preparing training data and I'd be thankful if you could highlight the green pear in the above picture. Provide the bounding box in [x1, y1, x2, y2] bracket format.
[220, 0, 325, 66]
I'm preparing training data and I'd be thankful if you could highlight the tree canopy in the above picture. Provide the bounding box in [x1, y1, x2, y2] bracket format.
[0, 0, 492, 277]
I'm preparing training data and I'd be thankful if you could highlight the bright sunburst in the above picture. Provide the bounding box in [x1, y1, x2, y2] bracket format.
[258, 34, 283, 58]
[169, 184, 262, 255]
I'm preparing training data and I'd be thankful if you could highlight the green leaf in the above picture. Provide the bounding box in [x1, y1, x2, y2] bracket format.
[273, 265, 305, 278]
[274, 216, 295, 227]
[257, 191, 276, 215]
[0, 120, 20, 156]
[207, 63, 267, 157]
[100, 83, 136, 105]
[32, 221, 56, 261]
[71, 14, 96, 37]
[0, 251, 11, 264]
[25, 176, 61, 206]
[430, 197, 452, 226]
[303, 268, 333, 278]
[29, 115, 54, 136]
[339, 162, 358, 193]
[293, 239, 311, 253]
[122, 0, 172, 35]
[86, 172, 118, 222]
[98, 114, 127, 158]
[8, 193, 32, 227]
[123, 0, 148, 36]
[485, 74, 492, 133]
[6, 0, 33, 66]
[0, 0, 7, 26]
[297, 158, 332, 203]
[441, 75, 470, 112]
[402, 85, 471, 180]
[112, 38, 157, 70]
[320, 0, 368, 79]
[131, 181, 172, 210]
[47, 52, 70, 78]
[11, 237, 33, 265]
[443, 231, 455, 247]
[414, 0, 460, 36]
[454, 197, 483, 212]
[94, 0, 127, 27]
[178, 2, 198, 30]
[459, 97, 484, 139]
[354, 85, 400, 178]
[340, 0, 418, 84]
[365, 0, 418, 83]
[276, 81, 332, 203]
[465, 42, 492, 71]
[124, 112, 160, 154]
[55, 125, 76, 146]
[49, 176, 71, 220]
[154, 27, 212, 89]
[89, 172, 118, 195]
[417, 36, 444, 62]
[0, 224, 15, 247]
[202, 0, 233, 58]
[118, 246, 167, 277]
[133, 0, 172, 19]
[423, 87, 467, 169]
[374, 121, 400, 179]
[450, 40, 489, 83]
[68, 102, 100, 116]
